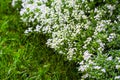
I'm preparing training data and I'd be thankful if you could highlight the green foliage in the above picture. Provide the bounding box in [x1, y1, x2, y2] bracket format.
[0, 0, 80, 80]
[1, 0, 120, 79]
[28, 0, 120, 79]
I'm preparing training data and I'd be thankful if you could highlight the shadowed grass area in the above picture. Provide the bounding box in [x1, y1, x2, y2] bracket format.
[0, 0, 80, 80]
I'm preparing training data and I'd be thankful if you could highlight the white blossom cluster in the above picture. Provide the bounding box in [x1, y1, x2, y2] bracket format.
[12, 0, 120, 79]
[107, 33, 116, 42]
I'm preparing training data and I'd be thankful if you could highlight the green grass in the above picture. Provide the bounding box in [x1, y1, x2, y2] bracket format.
[0, 0, 80, 80]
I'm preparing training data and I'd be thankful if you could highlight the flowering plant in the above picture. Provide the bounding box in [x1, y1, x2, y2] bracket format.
[12, 0, 120, 79]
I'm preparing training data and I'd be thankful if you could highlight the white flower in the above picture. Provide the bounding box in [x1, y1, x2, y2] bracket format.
[59, 51, 64, 54]
[116, 65, 120, 69]
[40, 0, 48, 3]
[106, 56, 113, 61]
[83, 44, 87, 49]
[107, 33, 116, 42]
[106, 4, 115, 16]
[78, 65, 89, 72]
[24, 27, 32, 34]
[115, 76, 120, 79]
[93, 66, 101, 70]
[101, 69, 106, 73]
[82, 15, 87, 19]
[11, 0, 17, 7]
[67, 48, 76, 60]
[79, 61, 84, 65]
[88, 60, 96, 65]
[96, 39, 105, 52]
[117, 15, 120, 21]
[82, 73, 89, 79]
[20, 8, 27, 16]
[83, 50, 92, 61]
[34, 25, 42, 32]
[106, 4, 115, 10]
[84, 37, 92, 44]
[40, 4, 48, 14]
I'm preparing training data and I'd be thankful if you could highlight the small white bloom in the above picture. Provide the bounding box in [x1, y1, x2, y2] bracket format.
[24, 27, 32, 34]
[79, 61, 84, 65]
[78, 65, 88, 72]
[24, 30, 29, 34]
[83, 50, 92, 61]
[82, 15, 87, 19]
[106, 56, 113, 61]
[41, 0, 48, 3]
[34, 25, 42, 32]
[116, 65, 120, 69]
[115, 76, 120, 79]
[101, 69, 106, 73]
[117, 15, 120, 21]
[83, 44, 87, 49]
[82, 73, 89, 79]
[12, 0, 17, 7]
[59, 51, 64, 54]
[107, 33, 116, 42]
[98, 47, 104, 52]
[93, 66, 101, 70]
[88, 60, 96, 65]
[106, 4, 115, 10]
[67, 48, 76, 60]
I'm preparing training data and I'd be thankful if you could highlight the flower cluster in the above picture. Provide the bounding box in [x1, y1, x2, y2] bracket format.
[12, 0, 120, 79]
